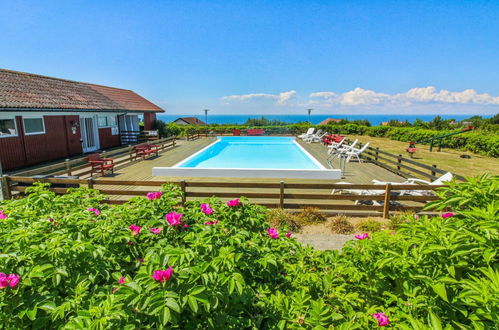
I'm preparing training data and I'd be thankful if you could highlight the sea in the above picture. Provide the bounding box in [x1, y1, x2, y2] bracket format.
[157, 114, 481, 126]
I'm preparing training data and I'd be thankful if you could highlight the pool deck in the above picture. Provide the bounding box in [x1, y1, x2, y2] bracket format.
[91, 137, 404, 184]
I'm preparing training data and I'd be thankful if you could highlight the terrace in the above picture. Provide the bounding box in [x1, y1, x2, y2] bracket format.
[2, 135, 445, 217]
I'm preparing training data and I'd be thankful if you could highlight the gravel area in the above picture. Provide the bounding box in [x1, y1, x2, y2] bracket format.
[295, 233, 354, 251]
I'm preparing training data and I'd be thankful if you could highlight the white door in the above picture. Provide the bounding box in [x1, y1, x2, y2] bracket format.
[80, 116, 99, 152]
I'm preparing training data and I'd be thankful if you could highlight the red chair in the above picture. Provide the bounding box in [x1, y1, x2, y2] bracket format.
[88, 153, 115, 176]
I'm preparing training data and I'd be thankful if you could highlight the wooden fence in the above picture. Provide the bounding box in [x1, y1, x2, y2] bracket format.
[1, 176, 444, 218]
[7, 137, 177, 178]
[356, 142, 466, 182]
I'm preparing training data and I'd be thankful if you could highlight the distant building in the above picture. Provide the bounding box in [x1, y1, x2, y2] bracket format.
[173, 117, 207, 126]
[0, 69, 163, 170]
[317, 118, 342, 125]
[381, 122, 389, 126]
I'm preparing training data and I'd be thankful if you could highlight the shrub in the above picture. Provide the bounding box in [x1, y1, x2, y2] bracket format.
[355, 218, 383, 232]
[0, 176, 497, 328]
[266, 208, 302, 233]
[328, 216, 354, 234]
[389, 211, 416, 229]
[295, 207, 327, 225]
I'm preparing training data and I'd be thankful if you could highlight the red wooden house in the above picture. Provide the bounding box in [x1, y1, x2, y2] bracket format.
[0, 69, 164, 171]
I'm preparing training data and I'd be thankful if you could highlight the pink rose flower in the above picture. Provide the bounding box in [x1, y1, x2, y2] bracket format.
[285, 231, 292, 238]
[146, 191, 162, 200]
[442, 212, 455, 219]
[267, 228, 279, 239]
[355, 233, 369, 240]
[227, 198, 240, 207]
[151, 266, 173, 283]
[165, 212, 183, 226]
[0, 211, 7, 220]
[204, 219, 219, 225]
[0, 273, 20, 289]
[149, 227, 162, 235]
[113, 276, 126, 293]
[129, 225, 141, 236]
[87, 208, 100, 216]
[200, 203, 214, 215]
[372, 312, 390, 326]
[183, 224, 189, 228]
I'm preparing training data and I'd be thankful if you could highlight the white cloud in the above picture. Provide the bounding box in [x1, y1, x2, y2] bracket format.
[221, 90, 297, 105]
[309, 86, 499, 106]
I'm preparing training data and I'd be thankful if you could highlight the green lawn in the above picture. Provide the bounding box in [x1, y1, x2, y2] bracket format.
[347, 134, 499, 178]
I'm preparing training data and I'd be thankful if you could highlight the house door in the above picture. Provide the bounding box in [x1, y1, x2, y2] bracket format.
[80, 116, 99, 152]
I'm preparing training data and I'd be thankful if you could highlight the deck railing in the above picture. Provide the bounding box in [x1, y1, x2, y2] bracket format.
[7, 137, 177, 178]
[1, 176, 445, 218]
[353, 142, 466, 182]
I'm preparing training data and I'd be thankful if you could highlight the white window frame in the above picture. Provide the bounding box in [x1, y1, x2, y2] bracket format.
[0, 117, 18, 138]
[98, 115, 118, 128]
[22, 116, 46, 136]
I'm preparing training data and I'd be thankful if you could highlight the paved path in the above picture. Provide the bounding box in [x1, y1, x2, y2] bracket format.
[295, 233, 355, 251]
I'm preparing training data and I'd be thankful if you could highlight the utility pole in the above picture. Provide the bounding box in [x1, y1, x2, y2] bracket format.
[307, 108, 313, 123]
[203, 109, 209, 125]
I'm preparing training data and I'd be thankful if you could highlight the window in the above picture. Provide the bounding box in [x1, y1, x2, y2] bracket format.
[98, 115, 117, 128]
[0, 119, 17, 137]
[23, 117, 45, 135]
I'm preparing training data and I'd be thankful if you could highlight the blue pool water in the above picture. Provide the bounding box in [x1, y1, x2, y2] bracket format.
[176, 137, 323, 169]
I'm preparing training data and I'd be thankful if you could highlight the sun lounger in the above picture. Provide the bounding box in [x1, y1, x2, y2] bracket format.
[298, 128, 315, 139]
[372, 172, 453, 196]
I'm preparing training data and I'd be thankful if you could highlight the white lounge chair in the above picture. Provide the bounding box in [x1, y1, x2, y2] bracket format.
[301, 129, 321, 141]
[331, 182, 388, 206]
[298, 128, 315, 139]
[327, 137, 345, 154]
[305, 131, 328, 143]
[328, 139, 358, 160]
[372, 172, 453, 196]
[343, 142, 370, 163]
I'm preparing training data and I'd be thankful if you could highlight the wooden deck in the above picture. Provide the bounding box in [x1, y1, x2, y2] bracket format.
[91, 137, 404, 184]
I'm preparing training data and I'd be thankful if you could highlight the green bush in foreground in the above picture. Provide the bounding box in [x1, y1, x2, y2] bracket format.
[0, 176, 497, 328]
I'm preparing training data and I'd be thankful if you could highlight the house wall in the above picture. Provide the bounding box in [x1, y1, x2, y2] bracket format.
[0, 115, 83, 171]
[98, 127, 120, 149]
[143, 113, 156, 130]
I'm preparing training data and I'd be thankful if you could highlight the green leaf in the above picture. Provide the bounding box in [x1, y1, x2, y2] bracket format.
[189, 285, 206, 296]
[165, 298, 181, 313]
[429, 311, 443, 330]
[431, 283, 449, 302]
[159, 307, 170, 326]
[188, 296, 198, 313]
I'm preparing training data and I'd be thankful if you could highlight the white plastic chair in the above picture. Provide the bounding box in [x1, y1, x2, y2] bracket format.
[305, 131, 328, 143]
[372, 172, 453, 196]
[298, 128, 315, 139]
[343, 142, 370, 163]
[327, 137, 345, 155]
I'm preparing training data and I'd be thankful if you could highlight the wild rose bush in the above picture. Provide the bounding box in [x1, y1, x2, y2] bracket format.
[0, 176, 497, 328]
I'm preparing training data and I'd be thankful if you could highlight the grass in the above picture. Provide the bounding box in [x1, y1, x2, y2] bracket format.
[346, 134, 499, 178]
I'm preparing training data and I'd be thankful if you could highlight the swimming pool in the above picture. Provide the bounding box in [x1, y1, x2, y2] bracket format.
[152, 136, 342, 179]
[176, 137, 323, 169]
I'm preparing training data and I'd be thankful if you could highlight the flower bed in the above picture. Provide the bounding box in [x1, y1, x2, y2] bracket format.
[0, 175, 497, 328]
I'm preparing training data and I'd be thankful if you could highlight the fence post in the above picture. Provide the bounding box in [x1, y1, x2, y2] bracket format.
[397, 154, 402, 171]
[173, 137, 176, 147]
[65, 159, 72, 176]
[1, 175, 12, 200]
[0, 161, 3, 200]
[87, 177, 94, 189]
[279, 181, 285, 208]
[383, 184, 392, 218]
[128, 145, 133, 162]
[375, 147, 379, 162]
[431, 165, 437, 177]
[180, 180, 186, 205]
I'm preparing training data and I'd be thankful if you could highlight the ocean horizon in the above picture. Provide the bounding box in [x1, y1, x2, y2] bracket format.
[157, 114, 486, 126]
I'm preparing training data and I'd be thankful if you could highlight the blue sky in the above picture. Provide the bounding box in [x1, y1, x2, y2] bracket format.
[1, 0, 499, 115]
